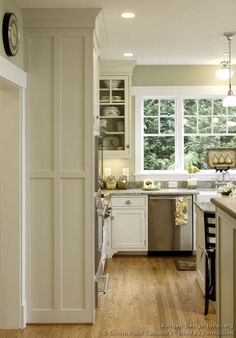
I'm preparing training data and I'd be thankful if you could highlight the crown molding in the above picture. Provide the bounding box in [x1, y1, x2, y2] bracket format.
[100, 60, 137, 75]
[22, 8, 101, 29]
[95, 11, 106, 51]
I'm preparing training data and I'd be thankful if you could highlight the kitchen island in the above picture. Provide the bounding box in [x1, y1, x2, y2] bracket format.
[211, 196, 236, 337]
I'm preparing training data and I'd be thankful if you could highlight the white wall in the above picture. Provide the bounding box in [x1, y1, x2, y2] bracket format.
[0, 56, 27, 328]
[0, 0, 23, 69]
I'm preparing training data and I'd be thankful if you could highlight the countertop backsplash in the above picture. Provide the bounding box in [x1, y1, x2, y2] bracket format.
[117, 180, 222, 190]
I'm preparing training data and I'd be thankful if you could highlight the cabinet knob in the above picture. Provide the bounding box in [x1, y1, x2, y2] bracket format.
[125, 200, 132, 205]
[126, 144, 130, 149]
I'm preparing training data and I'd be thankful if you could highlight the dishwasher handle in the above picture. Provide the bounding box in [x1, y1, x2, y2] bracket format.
[149, 195, 190, 200]
[149, 196, 178, 200]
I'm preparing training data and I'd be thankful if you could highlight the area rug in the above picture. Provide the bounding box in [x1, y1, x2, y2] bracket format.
[174, 256, 196, 271]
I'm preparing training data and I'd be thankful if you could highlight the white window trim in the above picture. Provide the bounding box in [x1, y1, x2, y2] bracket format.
[133, 85, 236, 181]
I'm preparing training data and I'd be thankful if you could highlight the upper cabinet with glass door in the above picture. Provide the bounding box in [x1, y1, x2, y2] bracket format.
[99, 75, 130, 157]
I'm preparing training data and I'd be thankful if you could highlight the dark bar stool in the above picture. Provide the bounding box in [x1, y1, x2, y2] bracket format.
[203, 212, 216, 315]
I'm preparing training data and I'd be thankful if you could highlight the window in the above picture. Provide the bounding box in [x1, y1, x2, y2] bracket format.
[184, 98, 236, 169]
[133, 86, 236, 176]
[143, 99, 176, 170]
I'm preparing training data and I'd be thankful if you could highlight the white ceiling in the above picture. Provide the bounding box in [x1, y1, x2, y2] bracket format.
[16, 0, 236, 65]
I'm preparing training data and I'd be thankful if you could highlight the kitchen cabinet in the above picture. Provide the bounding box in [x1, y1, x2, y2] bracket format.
[100, 61, 136, 158]
[93, 40, 100, 135]
[211, 198, 236, 338]
[23, 8, 102, 324]
[108, 196, 148, 257]
[99, 76, 130, 157]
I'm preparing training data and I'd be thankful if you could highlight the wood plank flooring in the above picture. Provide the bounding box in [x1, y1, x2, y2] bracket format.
[0, 256, 217, 338]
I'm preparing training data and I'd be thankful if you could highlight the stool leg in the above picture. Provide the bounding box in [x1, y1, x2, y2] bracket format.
[210, 255, 216, 301]
[204, 255, 209, 315]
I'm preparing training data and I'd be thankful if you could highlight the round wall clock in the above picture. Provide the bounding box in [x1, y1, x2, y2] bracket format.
[2, 12, 20, 56]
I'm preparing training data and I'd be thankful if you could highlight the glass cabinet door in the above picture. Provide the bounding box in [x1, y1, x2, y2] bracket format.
[99, 77, 129, 156]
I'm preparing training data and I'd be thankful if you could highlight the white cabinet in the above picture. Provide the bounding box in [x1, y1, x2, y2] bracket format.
[213, 203, 236, 337]
[112, 209, 146, 249]
[100, 61, 136, 158]
[108, 195, 147, 257]
[23, 8, 102, 324]
[93, 39, 100, 135]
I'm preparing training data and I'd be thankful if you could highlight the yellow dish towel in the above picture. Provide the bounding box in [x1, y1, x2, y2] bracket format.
[175, 196, 190, 226]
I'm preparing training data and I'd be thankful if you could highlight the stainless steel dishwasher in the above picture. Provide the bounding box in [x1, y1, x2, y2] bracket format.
[148, 195, 193, 255]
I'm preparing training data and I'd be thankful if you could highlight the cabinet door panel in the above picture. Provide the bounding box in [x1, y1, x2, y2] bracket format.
[112, 209, 146, 249]
[218, 216, 234, 328]
[30, 179, 54, 310]
[29, 36, 54, 172]
[25, 27, 95, 323]
[99, 75, 131, 157]
[60, 36, 85, 171]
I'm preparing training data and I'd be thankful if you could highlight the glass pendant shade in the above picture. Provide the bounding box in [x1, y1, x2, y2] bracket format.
[215, 67, 234, 80]
[223, 90, 236, 107]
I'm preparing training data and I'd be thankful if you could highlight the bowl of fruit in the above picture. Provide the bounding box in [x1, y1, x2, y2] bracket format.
[142, 179, 161, 191]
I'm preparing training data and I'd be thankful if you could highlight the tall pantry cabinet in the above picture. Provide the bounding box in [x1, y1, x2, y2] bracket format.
[23, 9, 103, 323]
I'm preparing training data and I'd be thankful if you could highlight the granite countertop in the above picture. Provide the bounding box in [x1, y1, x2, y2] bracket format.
[211, 197, 236, 220]
[103, 188, 199, 196]
[194, 201, 216, 213]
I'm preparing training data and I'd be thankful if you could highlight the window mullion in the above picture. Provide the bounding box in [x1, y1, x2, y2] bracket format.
[135, 95, 144, 173]
[176, 97, 184, 170]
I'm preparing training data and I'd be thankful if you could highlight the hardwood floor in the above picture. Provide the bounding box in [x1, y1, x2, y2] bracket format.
[0, 256, 216, 338]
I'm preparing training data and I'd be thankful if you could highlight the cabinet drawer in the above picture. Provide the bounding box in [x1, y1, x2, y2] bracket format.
[112, 196, 146, 208]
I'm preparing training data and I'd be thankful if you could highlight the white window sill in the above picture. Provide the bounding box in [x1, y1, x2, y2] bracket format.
[134, 170, 236, 182]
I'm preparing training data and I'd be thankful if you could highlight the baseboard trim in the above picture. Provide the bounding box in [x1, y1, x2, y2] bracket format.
[148, 250, 193, 256]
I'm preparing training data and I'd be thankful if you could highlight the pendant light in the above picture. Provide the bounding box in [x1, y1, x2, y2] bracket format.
[216, 60, 234, 80]
[223, 32, 236, 107]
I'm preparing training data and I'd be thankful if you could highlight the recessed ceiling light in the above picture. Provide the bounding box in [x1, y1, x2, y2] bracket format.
[123, 53, 133, 57]
[121, 12, 135, 19]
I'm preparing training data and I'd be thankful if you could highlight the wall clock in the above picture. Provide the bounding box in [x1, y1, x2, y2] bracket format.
[2, 13, 20, 56]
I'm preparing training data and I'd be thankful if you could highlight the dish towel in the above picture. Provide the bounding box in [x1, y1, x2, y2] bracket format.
[175, 196, 190, 226]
